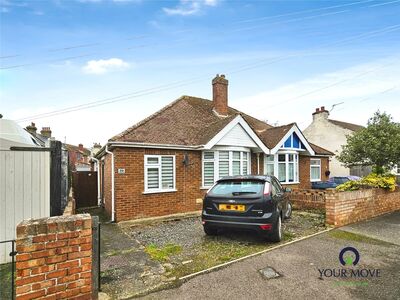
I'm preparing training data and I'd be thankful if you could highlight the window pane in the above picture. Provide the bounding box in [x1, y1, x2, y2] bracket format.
[147, 157, 159, 164]
[209, 180, 264, 196]
[161, 157, 174, 189]
[147, 168, 159, 189]
[232, 161, 240, 175]
[266, 164, 274, 175]
[242, 152, 248, 160]
[219, 151, 229, 160]
[204, 161, 214, 186]
[311, 166, 320, 180]
[243, 161, 248, 174]
[219, 161, 229, 178]
[233, 151, 240, 160]
[204, 152, 214, 160]
[288, 154, 294, 162]
[288, 163, 294, 182]
[266, 155, 274, 162]
[278, 154, 286, 162]
[278, 163, 286, 182]
[311, 159, 320, 166]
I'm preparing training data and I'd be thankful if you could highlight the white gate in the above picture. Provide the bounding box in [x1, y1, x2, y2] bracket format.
[0, 150, 50, 263]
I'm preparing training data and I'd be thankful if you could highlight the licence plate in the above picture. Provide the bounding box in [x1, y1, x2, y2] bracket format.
[219, 204, 245, 212]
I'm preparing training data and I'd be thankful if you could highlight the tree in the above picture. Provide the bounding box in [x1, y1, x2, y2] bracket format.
[337, 111, 400, 175]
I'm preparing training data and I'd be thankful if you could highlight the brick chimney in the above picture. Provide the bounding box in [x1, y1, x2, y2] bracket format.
[212, 74, 228, 116]
[312, 106, 329, 121]
[40, 127, 52, 138]
[26, 122, 37, 136]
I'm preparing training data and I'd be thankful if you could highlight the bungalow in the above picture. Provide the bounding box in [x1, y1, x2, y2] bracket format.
[95, 75, 333, 222]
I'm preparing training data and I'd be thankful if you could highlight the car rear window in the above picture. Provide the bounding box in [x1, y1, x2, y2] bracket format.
[209, 180, 264, 196]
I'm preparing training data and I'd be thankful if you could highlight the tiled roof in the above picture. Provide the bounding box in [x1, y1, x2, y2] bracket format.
[111, 96, 272, 146]
[309, 143, 334, 156]
[111, 95, 332, 156]
[64, 144, 91, 156]
[328, 119, 364, 132]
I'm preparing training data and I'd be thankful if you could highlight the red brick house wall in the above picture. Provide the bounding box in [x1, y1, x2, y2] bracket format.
[101, 148, 330, 221]
[103, 148, 205, 222]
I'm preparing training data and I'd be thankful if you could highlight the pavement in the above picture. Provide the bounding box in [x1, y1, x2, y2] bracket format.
[139, 211, 400, 300]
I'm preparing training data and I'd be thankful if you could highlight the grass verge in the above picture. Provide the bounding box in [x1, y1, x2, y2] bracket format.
[145, 244, 183, 262]
[329, 230, 393, 246]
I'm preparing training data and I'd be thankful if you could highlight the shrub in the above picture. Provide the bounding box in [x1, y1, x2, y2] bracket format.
[336, 173, 396, 192]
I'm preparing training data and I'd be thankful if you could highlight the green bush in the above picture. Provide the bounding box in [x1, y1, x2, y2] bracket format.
[336, 173, 397, 192]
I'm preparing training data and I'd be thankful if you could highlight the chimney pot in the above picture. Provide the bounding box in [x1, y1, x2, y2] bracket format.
[321, 106, 325, 111]
[26, 122, 37, 135]
[212, 74, 229, 116]
[40, 127, 52, 138]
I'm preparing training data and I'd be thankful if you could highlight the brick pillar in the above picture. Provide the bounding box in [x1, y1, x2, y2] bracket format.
[15, 214, 93, 300]
[325, 189, 339, 226]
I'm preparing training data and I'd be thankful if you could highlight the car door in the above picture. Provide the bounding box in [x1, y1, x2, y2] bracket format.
[271, 178, 284, 214]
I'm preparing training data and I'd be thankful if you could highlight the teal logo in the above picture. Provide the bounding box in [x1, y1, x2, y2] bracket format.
[339, 247, 360, 266]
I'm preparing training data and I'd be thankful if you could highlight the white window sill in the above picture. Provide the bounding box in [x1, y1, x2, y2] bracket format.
[143, 189, 177, 195]
[200, 187, 212, 190]
[310, 179, 321, 182]
[280, 182, 300, 185]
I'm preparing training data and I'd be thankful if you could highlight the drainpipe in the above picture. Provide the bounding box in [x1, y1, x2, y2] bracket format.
[257, 153, 260, 175]
[91, 157, 101, 206]
[105, 144, 115, 222]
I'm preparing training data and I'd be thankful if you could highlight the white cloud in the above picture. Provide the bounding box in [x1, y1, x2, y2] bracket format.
[82, 58, 130, 75]
[163, 0, 219, 16]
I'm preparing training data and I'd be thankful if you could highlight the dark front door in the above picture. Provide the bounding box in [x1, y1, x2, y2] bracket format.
[72, 171, 98, 208]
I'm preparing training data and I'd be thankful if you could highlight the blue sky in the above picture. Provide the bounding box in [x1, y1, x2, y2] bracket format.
[1, 0, 399, 146]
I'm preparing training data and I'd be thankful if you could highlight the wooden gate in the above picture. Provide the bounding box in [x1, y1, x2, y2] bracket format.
[72, 171, 98, 208]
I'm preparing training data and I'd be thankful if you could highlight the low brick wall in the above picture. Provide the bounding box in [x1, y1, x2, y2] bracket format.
[326, 188, 400, 227]
[15, 214, 93, 300]
[288, 189, 327, 210]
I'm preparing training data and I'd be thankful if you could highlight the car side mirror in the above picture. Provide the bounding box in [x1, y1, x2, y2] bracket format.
[284, 187, 292, 193]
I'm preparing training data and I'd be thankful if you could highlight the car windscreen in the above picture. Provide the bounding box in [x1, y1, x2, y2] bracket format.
[209, 180, 264, 197]
[333, 177, 349, 184]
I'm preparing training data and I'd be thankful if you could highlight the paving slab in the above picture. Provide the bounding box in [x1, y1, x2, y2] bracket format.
[340, 211, 400, 245]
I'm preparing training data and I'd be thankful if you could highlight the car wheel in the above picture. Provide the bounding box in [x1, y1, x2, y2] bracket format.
[203, 225, 218, 236]
[285, 202, 292, 220]
[269, 214, 282, 242]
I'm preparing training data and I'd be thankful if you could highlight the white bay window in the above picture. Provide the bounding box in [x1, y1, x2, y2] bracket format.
[144, 155, 176, 193]
[264, 152, 299, 184]
[202, 150, 251, 187]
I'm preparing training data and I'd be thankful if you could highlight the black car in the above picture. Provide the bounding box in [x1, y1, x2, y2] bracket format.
[202, 175, 292, 242]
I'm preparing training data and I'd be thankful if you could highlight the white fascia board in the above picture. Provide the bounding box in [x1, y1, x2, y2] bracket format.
[203, 115, 270, 154]
[270, 124, 315, 155]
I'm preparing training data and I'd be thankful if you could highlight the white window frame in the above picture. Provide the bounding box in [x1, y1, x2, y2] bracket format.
[310, 158, 321, 182]
[264, 151, 299, 184]
[202, 149, 251, 188]
[144, 155, 176, 193]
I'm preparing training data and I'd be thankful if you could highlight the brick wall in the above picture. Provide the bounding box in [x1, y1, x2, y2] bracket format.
[326, 188, 400, 227]
[15, 214, 93, 300]
[296, 156, 330, 189]
[103, 148, 205, 222]
[288, 189, 327, 210]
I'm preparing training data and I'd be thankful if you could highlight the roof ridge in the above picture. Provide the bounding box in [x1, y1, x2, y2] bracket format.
[266, 122, 295, 130]
[110, 96, 188, 141]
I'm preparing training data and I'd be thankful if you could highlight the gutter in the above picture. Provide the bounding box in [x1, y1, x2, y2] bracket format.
[91, 157, 102, 206]
[105, 144, 116, 222]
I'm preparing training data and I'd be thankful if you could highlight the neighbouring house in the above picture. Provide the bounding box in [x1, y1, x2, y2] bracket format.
[95, 75, 333, 222]
[25, 122, 53, 146]
[303, 106, 371, 177]
[65, 143, 91, 171]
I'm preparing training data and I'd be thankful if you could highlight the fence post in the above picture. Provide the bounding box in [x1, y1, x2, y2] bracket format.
[50, 140, 62, 216]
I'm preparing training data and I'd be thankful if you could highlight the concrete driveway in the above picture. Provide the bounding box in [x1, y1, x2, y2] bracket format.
[140, 211, 400, 300]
